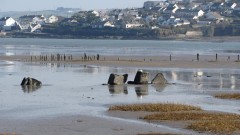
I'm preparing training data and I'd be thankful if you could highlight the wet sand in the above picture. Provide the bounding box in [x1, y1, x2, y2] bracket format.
[1, 54, 240, 69]
[0, 114, 187, 135]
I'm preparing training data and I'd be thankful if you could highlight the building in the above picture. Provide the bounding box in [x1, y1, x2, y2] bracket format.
[175, 9, 204, 18]
[143, 1, 168, 9]
[0, 17, 17, 31]
[124, 23, 144, 28]
[18, 15, 35, 30]
[32, 15, 46, 24]
[163, 4, 179, 14]
[48, 15, 59, 23]
[30, 24, 42, 32]
[92, 10, 100, 16]
[205, 12, 224, 21]
[186, 30, 203, 37]
[92, 21, 115, 28]
[18, 15, 46, 32]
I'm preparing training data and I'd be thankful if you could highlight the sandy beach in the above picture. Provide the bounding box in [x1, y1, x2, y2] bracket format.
[1, 54, 240, 69]
[1, 54, 240, 135]
[0, 114, 188, 135]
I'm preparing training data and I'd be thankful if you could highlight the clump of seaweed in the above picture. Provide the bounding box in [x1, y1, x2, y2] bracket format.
[215, 93, 240, 100]
[109, 103, 201, 112]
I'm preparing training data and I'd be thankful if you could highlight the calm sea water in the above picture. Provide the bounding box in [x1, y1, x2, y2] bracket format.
[0, 38, 240, 56]
[0, 38, 240, 120]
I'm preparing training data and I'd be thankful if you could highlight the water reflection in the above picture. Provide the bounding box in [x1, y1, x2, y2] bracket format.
[108, 85, 128, 95]
[135, 85, 149, 98]
[162, 70, 240, 91]
[152, 84, 166, 92]
[22, 85, 41, 93]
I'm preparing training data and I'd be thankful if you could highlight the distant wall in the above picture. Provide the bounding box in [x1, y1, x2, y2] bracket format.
[185, 31, 203, 37]
[0, 32, 7, 36]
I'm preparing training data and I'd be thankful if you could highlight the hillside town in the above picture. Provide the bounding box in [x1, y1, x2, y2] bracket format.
[1, 0, 240, 39]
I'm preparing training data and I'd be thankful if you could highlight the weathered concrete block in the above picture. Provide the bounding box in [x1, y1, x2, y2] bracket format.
[133, 70, 149, 84]
[151, 73, 167, 84]
[108, 74, 128, 85]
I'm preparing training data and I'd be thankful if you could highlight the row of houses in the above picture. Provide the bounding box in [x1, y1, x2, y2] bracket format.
[89, 0, 239, 29]
[1, 0, 240, 32]
[0, 15, 63, 32]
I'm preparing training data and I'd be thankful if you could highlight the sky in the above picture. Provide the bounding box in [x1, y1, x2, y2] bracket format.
[0, 0, 148, 12]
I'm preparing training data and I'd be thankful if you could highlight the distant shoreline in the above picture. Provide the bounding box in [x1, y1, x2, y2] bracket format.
[1, 32, 240, 42]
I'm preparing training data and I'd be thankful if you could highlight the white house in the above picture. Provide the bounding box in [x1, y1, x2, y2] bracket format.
[124, 23, 144, 29]
[163, 4, 179, 14]
[0, 17, 16, 26]
[104, 21, 115, 27]
[0, 17, 17, 31]
[92, 10, 100, 16]
[48, 15, 59, 23]
[196, 10, 205, 17]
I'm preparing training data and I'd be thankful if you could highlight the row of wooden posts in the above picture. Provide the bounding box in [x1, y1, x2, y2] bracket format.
[30, 53, 101, 62]
[169, 53, 240, 61]
[30, 53, 240, 62]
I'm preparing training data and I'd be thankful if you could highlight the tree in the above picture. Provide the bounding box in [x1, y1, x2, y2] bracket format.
[72, 11, 100, 25]
[201, 26, 215, 37]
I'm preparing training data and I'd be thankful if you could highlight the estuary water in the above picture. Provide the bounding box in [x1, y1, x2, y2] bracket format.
[1, 38, 240, 56]
[0, 38, 240, 120]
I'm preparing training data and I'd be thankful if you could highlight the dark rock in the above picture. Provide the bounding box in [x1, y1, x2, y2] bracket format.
[151, 73, 167, 84]
[21, 77, 42, 86]
[107, 74, 128, 85]
[133, 70, 149, 84]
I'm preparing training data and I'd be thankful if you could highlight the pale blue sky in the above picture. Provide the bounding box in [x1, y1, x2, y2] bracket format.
[0, 0, 148, 11]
